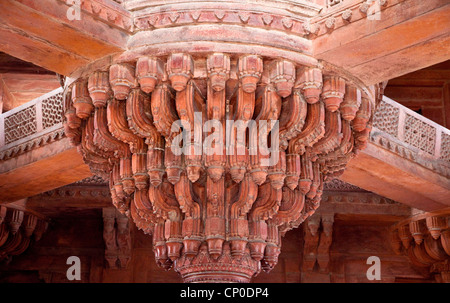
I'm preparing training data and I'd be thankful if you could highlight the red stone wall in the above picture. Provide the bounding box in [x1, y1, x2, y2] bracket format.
[326, 220, 427, 283]
[0, 215, 428, 283]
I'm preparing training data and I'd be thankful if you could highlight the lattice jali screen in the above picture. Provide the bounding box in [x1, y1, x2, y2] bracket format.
[404, 114, 436, 155]
[373, 100, 399, 138]
[4, 105, 37, 145]
[41, 92, 64, 129]
[440, 133, 450, 162]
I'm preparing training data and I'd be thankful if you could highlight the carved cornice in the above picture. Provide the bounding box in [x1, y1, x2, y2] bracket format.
[74, 175, 108, 186]
[310, 0, 391, 36]
[56, 0, 133, 32]
[322, 191, 397, 204]
[38, 185, 110, 200]
[323, 179, 365, 192]
[126, 0, 323, 19]
[0, 127, 65, 162]
[132, 6, 315, 35]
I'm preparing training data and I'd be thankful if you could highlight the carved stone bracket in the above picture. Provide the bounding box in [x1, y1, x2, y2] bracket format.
[302, 213, 334, 273]
[0, 205, 48, 264]
[62, 49, 379, 282]
[390, 209, 450, 283]
[102, 208, 132, 269]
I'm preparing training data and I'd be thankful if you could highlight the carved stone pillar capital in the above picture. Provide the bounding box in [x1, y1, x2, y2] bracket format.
[62, 1, 379, 282]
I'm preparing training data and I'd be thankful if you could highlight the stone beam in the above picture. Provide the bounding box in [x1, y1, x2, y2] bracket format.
[0, 137, 91, 203]
[341, 147, 450, 211]
[0, 0, 131, 76]
[319, 191, 411, 219]
[312, 0, 450, 85]
[4, 181, 112, 219]
[0, 88, 91, 203]
[341, 96, 450, 211]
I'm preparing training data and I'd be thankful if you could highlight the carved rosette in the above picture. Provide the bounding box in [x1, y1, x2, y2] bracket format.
[391, 211, 450, 283]
[64, 51, 378, 283]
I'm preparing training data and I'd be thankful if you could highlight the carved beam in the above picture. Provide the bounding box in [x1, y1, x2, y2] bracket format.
[313, 0, 450, 85]
[341, 96, 450, 211]
[0, 0, 131, 75]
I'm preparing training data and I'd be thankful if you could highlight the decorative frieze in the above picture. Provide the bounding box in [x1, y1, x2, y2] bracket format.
[132, 9, 312, 37]
[311, 0, 390, 35]
[39, 186, 110, 199]
[56, 0, 133, 32]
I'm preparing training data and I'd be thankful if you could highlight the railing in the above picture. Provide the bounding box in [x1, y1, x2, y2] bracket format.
[0, 88, 65, 161]
[372, 96, 450, 176]
[0, 87, 449, 177]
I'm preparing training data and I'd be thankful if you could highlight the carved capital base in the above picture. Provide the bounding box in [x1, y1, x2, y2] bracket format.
[174, 242, 260, 283]
[64, 27, 380, 283]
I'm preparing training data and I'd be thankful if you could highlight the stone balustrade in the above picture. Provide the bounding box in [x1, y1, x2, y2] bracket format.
[1, 89, 448, 180]
[0, 88, 65, 161]
[372, 96, 450, 178]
